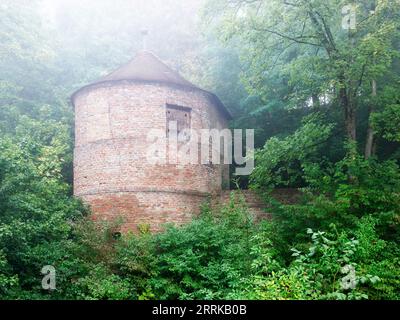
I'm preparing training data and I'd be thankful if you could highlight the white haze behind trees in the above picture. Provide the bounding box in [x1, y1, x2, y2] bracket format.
[39, 0, 210, 94]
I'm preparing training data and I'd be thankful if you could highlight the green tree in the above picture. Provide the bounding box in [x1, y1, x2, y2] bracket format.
[205, 0, 400, 157]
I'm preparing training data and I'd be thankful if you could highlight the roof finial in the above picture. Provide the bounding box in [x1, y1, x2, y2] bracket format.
[141, 29, 149, 51]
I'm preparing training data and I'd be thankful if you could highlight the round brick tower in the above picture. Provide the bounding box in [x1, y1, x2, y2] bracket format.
[72, 51, 231, 232]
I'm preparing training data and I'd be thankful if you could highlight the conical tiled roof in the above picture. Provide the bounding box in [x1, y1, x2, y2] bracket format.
[71, 51, 232, 119]
[94, 51, 197, 88]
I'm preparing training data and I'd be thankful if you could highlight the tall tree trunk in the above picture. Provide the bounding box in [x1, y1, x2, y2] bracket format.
[365, 1, 378, 159]
[342, 25, 357, 143]
[365, 80, 377, 159]
[340, 86, 357, 141]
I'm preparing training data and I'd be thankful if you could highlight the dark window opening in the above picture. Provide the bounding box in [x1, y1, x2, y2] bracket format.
[166, 104, 191, 141]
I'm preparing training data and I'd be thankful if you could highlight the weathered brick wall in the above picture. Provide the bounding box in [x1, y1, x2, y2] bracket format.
[74, 81, 229, 232]
[213, 189, 303, 223]
[84, 191, 207, 233]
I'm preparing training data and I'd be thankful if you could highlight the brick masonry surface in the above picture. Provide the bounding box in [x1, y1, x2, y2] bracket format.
[73, 81, 230, 232]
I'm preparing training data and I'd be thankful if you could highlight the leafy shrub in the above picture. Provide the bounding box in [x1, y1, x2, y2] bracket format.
[115, 195, 276, 300]
[248, 218, 392, 300]
[250, 116, 334, 190]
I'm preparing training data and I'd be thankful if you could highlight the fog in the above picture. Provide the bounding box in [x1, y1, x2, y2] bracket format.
[39, 0, 208, 88]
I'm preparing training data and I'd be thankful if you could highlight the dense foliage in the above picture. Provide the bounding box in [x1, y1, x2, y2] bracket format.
[0, 0, 398, 300]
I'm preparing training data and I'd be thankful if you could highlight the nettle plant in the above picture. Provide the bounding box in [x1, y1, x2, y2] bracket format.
[290, 228, 380, 300]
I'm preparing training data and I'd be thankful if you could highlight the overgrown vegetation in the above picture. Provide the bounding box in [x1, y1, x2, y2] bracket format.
[3, 190, 398, 300]
[0, 0, 399, 300]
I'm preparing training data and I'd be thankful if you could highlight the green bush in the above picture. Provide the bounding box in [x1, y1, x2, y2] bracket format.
[114, 195, 279, 300]
[246, 217, 397, 300]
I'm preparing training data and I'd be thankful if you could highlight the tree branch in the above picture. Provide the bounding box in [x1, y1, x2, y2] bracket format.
[253, 26, 321, 47]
